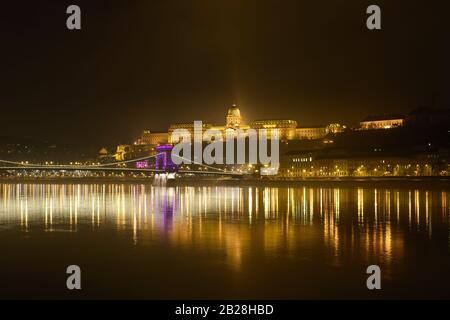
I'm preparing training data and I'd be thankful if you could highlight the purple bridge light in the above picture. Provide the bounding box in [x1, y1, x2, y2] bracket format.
[135, 160, 149, 169]
[155, 145, 178, 172]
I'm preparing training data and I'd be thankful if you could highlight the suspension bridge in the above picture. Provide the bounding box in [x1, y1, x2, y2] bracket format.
[0, 152, 246, 177]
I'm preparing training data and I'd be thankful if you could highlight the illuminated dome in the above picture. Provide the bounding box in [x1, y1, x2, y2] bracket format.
[226, 104, 242, 128]
[227, 104, 241, 118]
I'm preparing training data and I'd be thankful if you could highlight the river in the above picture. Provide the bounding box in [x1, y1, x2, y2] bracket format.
[0, 182, 449, 299]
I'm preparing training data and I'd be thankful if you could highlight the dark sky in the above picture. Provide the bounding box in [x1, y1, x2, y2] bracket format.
[0, 0, 448, 147]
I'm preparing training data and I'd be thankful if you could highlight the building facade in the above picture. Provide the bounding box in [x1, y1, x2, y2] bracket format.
[295, 126, 327, 140]
[115, 104, 346, 161]
[250, 119, 298, 140]
[135, 130, 168, 145]
[226, 104, 242, 128]
[360, 115, 404, 130]
[280, 150, 448, 178]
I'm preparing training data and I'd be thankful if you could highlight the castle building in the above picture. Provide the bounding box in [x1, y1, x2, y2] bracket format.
[135, 130, 168, 145]
[166, 105, 321, 142]
[360, 115, 404, 130]
[295, 126, 328, 140]
[115, 144, 155, 161]
[168, 122, 214, 144]
[226, 104, 242, 128]
[250, 119, 298, 140]
[115, 104, 344, 160]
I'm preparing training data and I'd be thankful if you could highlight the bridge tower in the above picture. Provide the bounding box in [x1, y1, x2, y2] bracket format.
[155, 145, 178, 172]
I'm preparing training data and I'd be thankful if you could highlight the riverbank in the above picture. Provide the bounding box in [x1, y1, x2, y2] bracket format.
[1, 176, 450, 189]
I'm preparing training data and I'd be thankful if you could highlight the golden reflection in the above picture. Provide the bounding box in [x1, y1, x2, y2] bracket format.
[0, 183, 448, 269]
[248, 187, 253, 223]
[426, 191, 430, 237]
[408, 191, 412, 227]
[415, 190, 420, 228]
[358, 188, 364, 223]
[396, 191, 400, 222]
[386, 190, 391, 218]
[374, 189, 378, 223]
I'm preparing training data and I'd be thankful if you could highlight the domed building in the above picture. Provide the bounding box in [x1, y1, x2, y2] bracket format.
[226, 104, 242, 128]
[98, 147, 109, 158]
[116, 102, 339, 161]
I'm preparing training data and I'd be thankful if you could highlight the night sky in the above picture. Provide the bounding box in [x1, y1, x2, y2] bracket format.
[0, 0, 448, 147]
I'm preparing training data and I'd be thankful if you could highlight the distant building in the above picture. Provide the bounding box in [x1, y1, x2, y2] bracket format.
[326, 123, 347, 134]
[98, 147, 109, 159]
[98, 147, 115, 163]
[166, 105, 337, 142]
[115, 145, 130, 161]
[168, 122, 214, 143]
[115, 144, 155, 161]
[250, 119, 298, 140]
[295, 126, 327, 140]
[115, 104, 346, 160]
[360, 115, 404, 130]
[135, 130, 168, 145]
[226, 104, 242, 128]
[281, 150, 446, 178]
[115, 130, 167, 161]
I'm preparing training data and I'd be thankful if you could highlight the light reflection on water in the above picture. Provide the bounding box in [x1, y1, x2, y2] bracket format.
[2, 184, 449, 250]
[0, 183, 450, 298]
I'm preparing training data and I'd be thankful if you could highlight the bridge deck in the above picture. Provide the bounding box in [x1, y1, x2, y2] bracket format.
[0, 166, 244, 176]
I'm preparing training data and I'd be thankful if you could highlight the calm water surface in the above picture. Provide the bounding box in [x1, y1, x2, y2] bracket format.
[0, 182, 449, 299]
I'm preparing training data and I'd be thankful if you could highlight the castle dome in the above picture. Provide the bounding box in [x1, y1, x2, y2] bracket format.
[227, 104, 241, 118]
